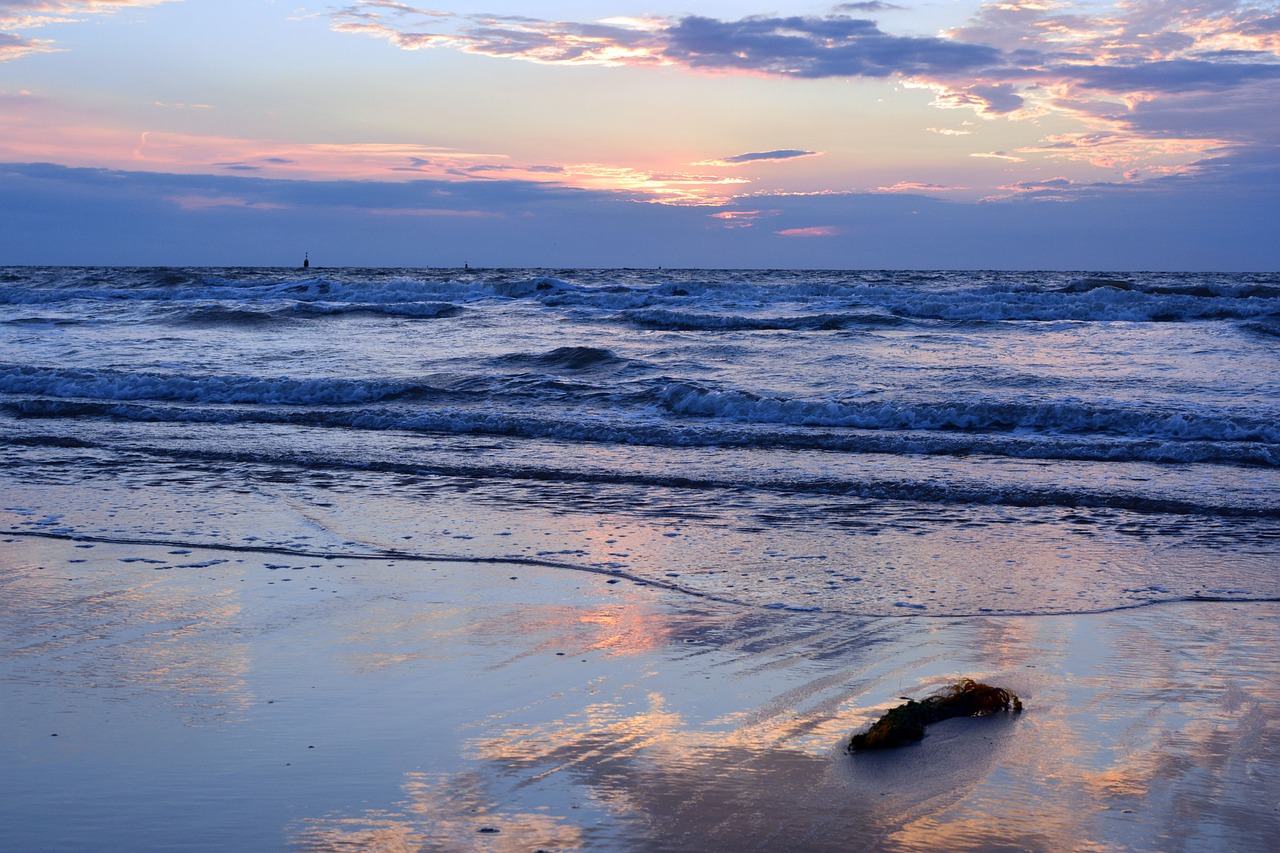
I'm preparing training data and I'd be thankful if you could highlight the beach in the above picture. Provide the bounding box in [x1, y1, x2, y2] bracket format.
[3, 502, 1278, 851]
[6, 0, 1280, 846]
[2, 266, 1279, 850]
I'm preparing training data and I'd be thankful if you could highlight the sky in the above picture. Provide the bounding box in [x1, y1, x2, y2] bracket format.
[1, 0, 1278, 269]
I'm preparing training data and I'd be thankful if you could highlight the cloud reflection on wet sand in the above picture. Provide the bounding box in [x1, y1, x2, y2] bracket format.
[2, 534, 1276, 851]
[291, 586, 1280, 852]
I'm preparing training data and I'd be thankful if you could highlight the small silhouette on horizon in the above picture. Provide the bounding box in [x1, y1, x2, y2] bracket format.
[303, 252, 310, 269]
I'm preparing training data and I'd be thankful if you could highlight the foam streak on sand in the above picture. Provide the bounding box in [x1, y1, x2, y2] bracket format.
[5, 527, 1280, 620]
[2, 266, 1279, 849]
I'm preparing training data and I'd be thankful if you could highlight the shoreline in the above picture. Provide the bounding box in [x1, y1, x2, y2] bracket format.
[5, 526, 1276, 620]
[3, 534, 1277, 851]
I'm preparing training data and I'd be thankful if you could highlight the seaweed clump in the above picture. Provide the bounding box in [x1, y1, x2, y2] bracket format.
[848, 678, 1023, 753]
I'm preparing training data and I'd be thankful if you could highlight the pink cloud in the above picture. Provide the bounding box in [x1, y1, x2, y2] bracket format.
[709, 209, 772, 228]
[776, 225, 841, 237]
[0, 30, 48, 60]
[152, 100, 213, 110]
[358, 206, 503, 218]
[9, 1, 1276, 210]
[971, 151, 1025, 162]
[0, 95, 756, 206]
[871, 181, 957, 193]
[168, 194, 287, 211]
[328, 8, 667, 67]
[321, 2, 1280, 194]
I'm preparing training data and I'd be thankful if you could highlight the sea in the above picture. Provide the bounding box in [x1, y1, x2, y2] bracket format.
[3, 266, 1279, 618]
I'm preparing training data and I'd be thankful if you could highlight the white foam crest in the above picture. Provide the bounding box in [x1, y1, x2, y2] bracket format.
[288, 301, 463, 318]
[659, 382, 1280, 444]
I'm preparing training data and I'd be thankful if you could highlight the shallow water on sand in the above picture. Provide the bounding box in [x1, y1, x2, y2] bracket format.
[2, 449, 1276, 621]
[2, 534, 1276, 852]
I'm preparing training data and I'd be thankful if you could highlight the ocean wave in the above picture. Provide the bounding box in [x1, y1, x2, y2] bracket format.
[1240, 317, 1280, 339]
[566, 275, 1280, 323]
[615, 308, 902, 331]
[287, 301, 465, 319]
[1046, 276, 1280, 298]
[4, 423, 1277, 519]
[0, 364, 442, 406]
[496, 346, 639, 372]
[879, 286, 1279, 323]
[6, 269, 1280, 326]
[1, 316, 83, 327]
[4, 358, 1276, 461]
[170, 306, 282, 326]
[0, 272, 564, 308]
[168, 301, 467, 324]
[6, 391, 1279, 470]
[658, 382, 1280, 445]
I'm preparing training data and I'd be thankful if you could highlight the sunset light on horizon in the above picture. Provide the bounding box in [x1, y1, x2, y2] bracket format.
[2, 0, 1278, 268]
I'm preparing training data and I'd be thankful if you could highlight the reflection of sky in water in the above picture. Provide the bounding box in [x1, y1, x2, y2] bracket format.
[0, 538, 255, 723]
[292, 771, 588, 852]
[2, 532, 1277, 851]
[289, 596, 1280, 851]
[305, 573, 1278, 851]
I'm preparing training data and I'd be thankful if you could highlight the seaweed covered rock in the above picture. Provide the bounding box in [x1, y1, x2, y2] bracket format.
[848, 678, 1022, 752]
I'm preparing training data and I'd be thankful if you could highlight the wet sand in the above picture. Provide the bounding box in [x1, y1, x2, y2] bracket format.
[2, 533, 1278, 852]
